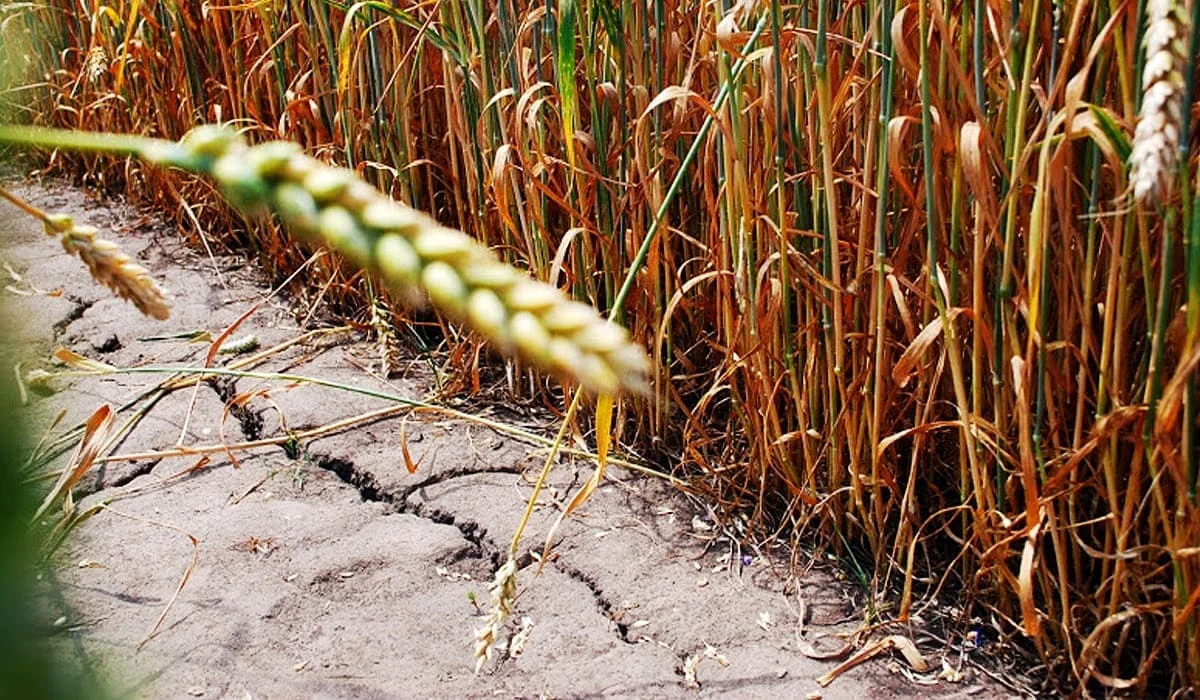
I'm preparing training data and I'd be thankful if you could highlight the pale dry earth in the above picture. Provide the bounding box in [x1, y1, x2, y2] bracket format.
[0, 177, 1017, 699]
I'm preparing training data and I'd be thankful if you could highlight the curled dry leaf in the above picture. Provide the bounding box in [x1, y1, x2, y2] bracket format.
[33, 404, 115, 522]
[892, 309, 964, 388]
[816, 635, 929, 687]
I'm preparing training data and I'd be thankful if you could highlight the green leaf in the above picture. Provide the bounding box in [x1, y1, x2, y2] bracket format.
[556, 0, 578, 174]
[1088, 104, 1131, 164]
[594, 0, 623, 57]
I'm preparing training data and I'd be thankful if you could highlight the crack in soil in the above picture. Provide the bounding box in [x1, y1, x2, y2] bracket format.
[557, 563, 634, 644]
[103, 460, 157, 489]
[289, 444, 505, 569]
[75, 460, 158, 499]
[194, 373, 657, 667]
[400, 501, 503, 569]
[392, 465, 523, 504]
[91, 333, 121, 354]
[208, 389, 536, 602]
[313, 454, 394, 504]
[53, 296, 94, 336]
[204, 376, 265, 440]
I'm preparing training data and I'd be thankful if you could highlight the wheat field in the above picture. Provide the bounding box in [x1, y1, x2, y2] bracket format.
[1, 0, 1198, 692]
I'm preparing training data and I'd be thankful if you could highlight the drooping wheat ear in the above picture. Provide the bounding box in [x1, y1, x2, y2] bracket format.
[85, 45, 107, 83]
[44, 214, 172, 320]
[472, 556, 517, 672]
[1129, 0, 1190, 207]
[146, 126, 651, 396]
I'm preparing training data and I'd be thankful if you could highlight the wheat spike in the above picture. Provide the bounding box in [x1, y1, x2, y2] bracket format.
[85, 45, 107, 83]
[471, 557, 518, 672]
[149, 126, 651, 395]
[1129, 0, 1190, 207]
[44, 214, 171, 320]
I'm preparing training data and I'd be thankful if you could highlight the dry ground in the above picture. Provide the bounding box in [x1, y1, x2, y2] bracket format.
[0, 176, 1017, 698]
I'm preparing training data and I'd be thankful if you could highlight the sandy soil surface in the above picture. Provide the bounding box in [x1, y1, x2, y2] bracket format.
[1, 177, 1014, 698]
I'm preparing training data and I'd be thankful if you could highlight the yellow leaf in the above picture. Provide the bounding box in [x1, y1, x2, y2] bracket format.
[595, 392, 613, 466]
[539, 393, 615, 568]
[53, 347, 116, 372]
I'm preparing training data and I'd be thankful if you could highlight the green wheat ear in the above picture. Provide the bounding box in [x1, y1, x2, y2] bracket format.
[148, 126, 651, 396]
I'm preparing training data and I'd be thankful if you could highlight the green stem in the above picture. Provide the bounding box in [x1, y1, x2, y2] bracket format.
[1179, 0, 1200, 500]
[611, 14, 767, 319]
[0, 124, 164, 157]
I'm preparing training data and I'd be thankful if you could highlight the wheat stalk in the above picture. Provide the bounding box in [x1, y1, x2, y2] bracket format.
[1129, 0, 1190, 207]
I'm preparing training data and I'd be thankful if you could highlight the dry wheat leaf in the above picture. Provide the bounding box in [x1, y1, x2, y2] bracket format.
[892, 309, 963, 388]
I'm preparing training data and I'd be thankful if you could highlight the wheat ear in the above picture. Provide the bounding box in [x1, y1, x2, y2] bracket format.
[144, 126, 651, 396]
[1129, 0, 1190, 207]
[471, 556, 518, 672]
[0, 186, 170, 320]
